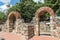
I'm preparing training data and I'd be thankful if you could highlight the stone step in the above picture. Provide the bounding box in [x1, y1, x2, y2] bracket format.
[40, 32, 51, 36]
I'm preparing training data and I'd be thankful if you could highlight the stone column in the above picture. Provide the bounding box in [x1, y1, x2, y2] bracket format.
[15, 19, 29, 40]
[50, 16, 54, 36]
[33, 17, 40, 36]
[20, 23, 29, 40]
[7, 20, 10, 32]
[15, 19, 21, 34]
[2, 20, 10, 32]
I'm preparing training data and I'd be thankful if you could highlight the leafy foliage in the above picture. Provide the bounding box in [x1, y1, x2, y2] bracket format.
[7, 0, 60, 22]
[0, 11, 5, 20]
[7, 0, 41, 22]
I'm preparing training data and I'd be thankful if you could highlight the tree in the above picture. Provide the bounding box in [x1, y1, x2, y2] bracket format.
[45, 0, 60, 15]
[7, 0, 42, 22]
[7, 0, 60, 22]
[0, 11, 5, 20]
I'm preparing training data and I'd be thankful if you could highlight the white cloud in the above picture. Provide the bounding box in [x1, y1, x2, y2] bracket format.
[0, 0, 11, 4]
[0, 4, 12, 12]
[33, 0, 44, 3]
[40, 0, 44, 3]
[0, 0, 11, 11]
[33, 0, 39, 3]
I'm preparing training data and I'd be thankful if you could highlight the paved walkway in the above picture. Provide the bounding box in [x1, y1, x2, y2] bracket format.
[0, 32, 60, 40]
[30, 36, 60, 40]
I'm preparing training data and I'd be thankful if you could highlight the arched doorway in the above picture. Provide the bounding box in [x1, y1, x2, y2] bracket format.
[7, 11, 21, 32]
[34, 7, 55, 36]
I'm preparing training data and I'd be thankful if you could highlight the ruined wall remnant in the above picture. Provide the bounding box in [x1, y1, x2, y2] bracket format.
[0, 7, 60, 40]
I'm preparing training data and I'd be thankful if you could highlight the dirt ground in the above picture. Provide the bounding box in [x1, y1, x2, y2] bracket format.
[0, 32, 60, 40]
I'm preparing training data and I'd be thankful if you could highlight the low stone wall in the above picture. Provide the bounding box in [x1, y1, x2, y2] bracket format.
[0, 22, 7, 32]
[0, 24, 3, 31]
[0, 17, 60, 40]
[0, 19, 35, 40]
[17, 23, 34, 40]
[11, 19, 34, 40]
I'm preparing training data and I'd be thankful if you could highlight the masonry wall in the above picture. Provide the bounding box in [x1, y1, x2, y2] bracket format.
[0, 18, 60, 40]
[0, 24, 3, 31]
[13, 19, 34, 40]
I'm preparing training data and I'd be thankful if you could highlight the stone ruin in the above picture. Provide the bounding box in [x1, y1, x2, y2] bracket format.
[0, 7, 60, 40]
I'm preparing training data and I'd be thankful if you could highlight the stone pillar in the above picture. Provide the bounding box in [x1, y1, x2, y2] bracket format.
[50, 16, 54, 36]
[14, 19, 29, 40]
[15, 19, 22, 34]
[20, 23, 29, 40]
[2, 20, 9, 32]
[6, 20, 10, 32]
[15, 19, 19, 33]
[33, 17, 40, 36]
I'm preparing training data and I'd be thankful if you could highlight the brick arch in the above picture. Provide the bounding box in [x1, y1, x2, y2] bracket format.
[7, 11, 21, 32]
[35, 7, 54, 19]
[8, 11, 21, 20]
[34, 7, 55, 36]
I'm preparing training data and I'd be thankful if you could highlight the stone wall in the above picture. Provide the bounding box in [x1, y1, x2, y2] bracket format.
[0, 16, 60, 40]
[0, 7, 56, 40]
[0, 19, 35, 40]
[20, 23, 34, 40]
[0, 19, 60, 40]
[0, 24, 4, 31]
[0, 22, 8, 32]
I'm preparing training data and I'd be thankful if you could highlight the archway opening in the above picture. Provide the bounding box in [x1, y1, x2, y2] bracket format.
[34, 7, 55, 36]
[9, 15, 16, 32]
[39, 12, 50, 21]
[8, 11, 21, 32]
[38, 12, 51, 36]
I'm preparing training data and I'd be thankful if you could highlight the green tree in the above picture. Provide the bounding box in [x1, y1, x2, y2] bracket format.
[45, 0, 60, 15]
[7, 0, 42, 22]
[0, 11, 4, 20]
[7, 0, 60, 22]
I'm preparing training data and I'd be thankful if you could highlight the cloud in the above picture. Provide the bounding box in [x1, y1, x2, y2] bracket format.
[33, 0, 39, 3]
[0, 0, 11, 4]
[33, 0, 44, 3]
[40, 0, 44, 3]
[0, 4, 12, 12]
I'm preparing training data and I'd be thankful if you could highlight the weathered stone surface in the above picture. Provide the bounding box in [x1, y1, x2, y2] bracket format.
[35, 7, 54, 18]
[1, 7, 60, 40]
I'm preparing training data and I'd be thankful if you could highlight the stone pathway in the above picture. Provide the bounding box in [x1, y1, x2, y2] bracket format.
[30, 36, 60, 40]
[0, 32, 60, 40]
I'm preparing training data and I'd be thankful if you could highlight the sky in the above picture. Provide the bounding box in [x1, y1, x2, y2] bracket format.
[33, 0, 44, 3]
[0, 0, 20, 6]
[0, 0, 20, 12]
[0, 0, 44, 12]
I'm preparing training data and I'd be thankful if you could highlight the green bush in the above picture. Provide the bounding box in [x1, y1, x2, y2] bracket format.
[0, 11, 5, 20]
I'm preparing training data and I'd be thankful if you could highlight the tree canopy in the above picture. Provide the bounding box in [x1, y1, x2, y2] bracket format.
[0, 11, 5, 20]
[7, 0, 60, 22]
[7, 0, 42, 22]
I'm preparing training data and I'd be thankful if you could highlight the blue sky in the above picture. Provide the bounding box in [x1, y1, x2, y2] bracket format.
[0, 0, 44, 6]
[0, 0, 20, 6]
[0, 2, 4, 6]
[0, 0, 44, 12]
[0, 0, 20, 12]
[10, 0, 20, 5]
